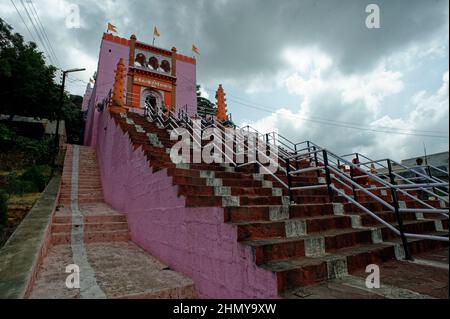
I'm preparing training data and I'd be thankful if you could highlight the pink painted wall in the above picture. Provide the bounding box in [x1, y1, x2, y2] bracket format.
[81, 84, 93, 112]
[85, 35, 198, 146]
[95, 110, 279, 298]
[176, 60, 197, 117]
[83, 86, 97, 146]
[84, 37, 130, 146]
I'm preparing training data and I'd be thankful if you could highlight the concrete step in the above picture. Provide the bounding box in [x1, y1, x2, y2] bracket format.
[51, 229, 130, 245]
[224, 204, 335, 223]
[53, 214, 127, 224]
[261, 243, 397, 292]
[177, 185, 276, 197]
[51, 222, 128, 233]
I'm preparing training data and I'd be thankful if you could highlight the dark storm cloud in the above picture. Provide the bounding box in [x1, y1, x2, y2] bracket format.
[3, 0, 447, 84]
[121, 0, 449, 82]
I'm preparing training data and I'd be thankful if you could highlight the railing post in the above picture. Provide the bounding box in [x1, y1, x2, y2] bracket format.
[254, 162, 260, 174]
[313, 146, 320, 177]
[322, 150, 334, 202]
[426, 165, 437, 194]
[313, 146, 319, 167]
[265, 134, 270, 156]
[307, 141, 311, 163]
[294, 144, 299, 171]
[388, 159, 412, 260]
[350, 166, 358, 201]
[285, 158, 293, 203]
[426, 165, 433, 179]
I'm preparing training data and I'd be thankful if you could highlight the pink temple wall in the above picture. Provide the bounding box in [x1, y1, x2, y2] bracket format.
[83, 86, 96, 146]
[84, 37, 130, 146]
[85, 34, 198, 146]
[81, 84, 93, 112]
[94, 110, 279, 298]
[176, 59, 197, 117]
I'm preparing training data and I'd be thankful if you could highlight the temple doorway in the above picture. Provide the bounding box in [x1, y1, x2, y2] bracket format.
[141, 89, 164, 112]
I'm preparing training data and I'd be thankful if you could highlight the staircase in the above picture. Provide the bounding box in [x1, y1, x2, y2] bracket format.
[110, 110, 448, 297]
[53, 146, 129, 245]
[29, 145, 196, 299]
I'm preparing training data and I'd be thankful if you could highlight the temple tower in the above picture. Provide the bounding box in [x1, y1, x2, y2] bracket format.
[216, 84, 228, 122]
[112, 58, 126, 106]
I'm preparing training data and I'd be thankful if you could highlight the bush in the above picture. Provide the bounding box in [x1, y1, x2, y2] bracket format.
[0, 190, 8, 227]
[21, 166, 50, 192]
[5, 172, 39, 195]
[16, 136, 53, 165]
[0, 123, 16, 149]
[0, 123, 54, 169]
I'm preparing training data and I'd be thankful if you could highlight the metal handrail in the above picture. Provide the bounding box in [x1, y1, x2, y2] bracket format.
[339, 153, 449, 201]
[142, 103, 287, 188]
[284, 146, 448, 260]
[117, 101, 449, 259]
[341, 152, 449, 183]
[325, 150, 449, 209]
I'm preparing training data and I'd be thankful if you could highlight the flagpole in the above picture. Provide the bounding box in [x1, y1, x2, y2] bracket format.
[423, 142, 428, 165]
[152, 36, 155, 46]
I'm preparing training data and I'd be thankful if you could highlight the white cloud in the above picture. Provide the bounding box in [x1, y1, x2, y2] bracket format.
[282, 47, 332, 75]
[198, 85, 210, 99]
[366, 71, 449, 159]
[282, 47, 404, 114]
[241, 44, 448, 161]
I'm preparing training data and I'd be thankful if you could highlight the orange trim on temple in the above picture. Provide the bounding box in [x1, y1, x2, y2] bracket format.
[102, 33, 130, 46]
[135, 42, 172, 57]
[176, 54, 196, 65]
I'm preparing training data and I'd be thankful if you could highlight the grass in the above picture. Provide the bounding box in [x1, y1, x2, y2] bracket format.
[0, 192, 41, 248]
[0, 165, 52, 248]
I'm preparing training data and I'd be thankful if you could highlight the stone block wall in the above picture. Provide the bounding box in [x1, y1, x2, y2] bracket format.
[94, 110, 279, 298]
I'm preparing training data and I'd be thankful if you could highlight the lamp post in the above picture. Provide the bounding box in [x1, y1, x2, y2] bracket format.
[52, 68, 86, 168]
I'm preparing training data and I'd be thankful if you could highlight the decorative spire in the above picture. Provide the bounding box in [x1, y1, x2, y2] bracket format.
[215, 84, 228, 122]
[112, 58, 126, 106]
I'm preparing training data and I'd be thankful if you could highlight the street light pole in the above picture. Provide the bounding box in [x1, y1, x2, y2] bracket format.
[52, 68, 86, 168]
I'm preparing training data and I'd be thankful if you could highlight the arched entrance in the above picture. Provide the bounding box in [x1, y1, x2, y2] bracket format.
[141, 89, 164, 112]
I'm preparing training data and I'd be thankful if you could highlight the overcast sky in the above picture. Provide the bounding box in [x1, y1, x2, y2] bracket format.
[1, 0, 448, 161]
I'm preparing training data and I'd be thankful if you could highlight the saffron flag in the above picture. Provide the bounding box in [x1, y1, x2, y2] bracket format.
[153, 26, 160, 37]
[107, 23, 117, 33]
[192, 44, 200, 55]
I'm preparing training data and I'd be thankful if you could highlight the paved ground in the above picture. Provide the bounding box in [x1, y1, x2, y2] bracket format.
[283, 248, 449, 299]
[30, 241, 196, 299]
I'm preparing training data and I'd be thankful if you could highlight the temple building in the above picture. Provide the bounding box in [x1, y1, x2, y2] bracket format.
[84, 33, 197, 146]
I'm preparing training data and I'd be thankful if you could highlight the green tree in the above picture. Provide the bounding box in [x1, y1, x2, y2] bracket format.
[64, 95, 84, 144]
[0, 190, 7, 227]
[0, 18, 60, 120]
[196, 85, 216, 117]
